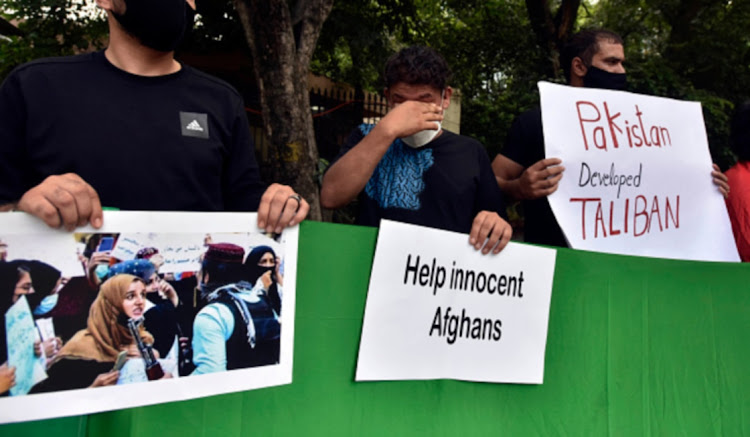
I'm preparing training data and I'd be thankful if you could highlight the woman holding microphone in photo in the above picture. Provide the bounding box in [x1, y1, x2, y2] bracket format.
[32, 274, 170, 393]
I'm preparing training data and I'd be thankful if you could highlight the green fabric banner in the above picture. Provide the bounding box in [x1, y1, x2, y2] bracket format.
[3, 221, 748, 436]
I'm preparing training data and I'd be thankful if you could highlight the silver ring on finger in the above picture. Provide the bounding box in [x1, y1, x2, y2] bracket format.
[288, 194, 302, 212]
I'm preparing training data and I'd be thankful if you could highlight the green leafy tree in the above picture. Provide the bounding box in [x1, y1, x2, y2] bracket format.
[0, 0, 107, 80]
[589, 0, 750, 168]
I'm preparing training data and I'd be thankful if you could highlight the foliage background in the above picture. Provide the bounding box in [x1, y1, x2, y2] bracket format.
[1, 0, 747, 181]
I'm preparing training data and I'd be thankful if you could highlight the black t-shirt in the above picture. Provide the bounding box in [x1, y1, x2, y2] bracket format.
[334, 124, 506, 234]
[502, 107, 568, 247]
[0, 52, 265, 211]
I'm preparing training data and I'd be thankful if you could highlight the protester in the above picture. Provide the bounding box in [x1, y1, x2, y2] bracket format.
[321, 46, 511, 255]
[0, 260, 34, 311]
[108, 259, 180, 358]
[41, 276, 99, 343]
[27, 261, 65, 364]
[0, 261, 30, 395]
[726, 101, 750, 261]
[28, 260, 64, 317]
[492, 28, 729, 247]
[0, 260, 61, 391]
[32, 274, 170, 392]
[0, 0, 308, 233]
[192, 243, 280, 374]
[244, 245, 283, 315]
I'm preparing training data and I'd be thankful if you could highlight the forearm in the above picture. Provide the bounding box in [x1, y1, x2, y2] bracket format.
[491, 154, 526, 201]
[496, 176, 526, 201]
[320, 125, 396, 209]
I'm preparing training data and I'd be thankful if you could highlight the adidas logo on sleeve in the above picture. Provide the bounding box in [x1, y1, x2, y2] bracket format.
[180, 112, 209, 139]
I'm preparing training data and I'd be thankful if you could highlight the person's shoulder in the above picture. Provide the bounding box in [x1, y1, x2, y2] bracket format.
[516, 105, 542, 123]
[727, 161, 750, 179]
[181, 65, 243, 100]
[439, 129, 484, 150]
[196, 301, 226, 319]
[8, 53, 98, 79]
[341, 123, 372, 146]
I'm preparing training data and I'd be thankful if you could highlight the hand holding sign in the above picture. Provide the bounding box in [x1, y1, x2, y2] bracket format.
[469, 211, 512, 254]
[712, 163, 730, 198]
[519, 158, 565, 199]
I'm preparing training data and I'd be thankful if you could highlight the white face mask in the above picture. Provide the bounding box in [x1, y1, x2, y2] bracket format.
[401, 91, 445, 149]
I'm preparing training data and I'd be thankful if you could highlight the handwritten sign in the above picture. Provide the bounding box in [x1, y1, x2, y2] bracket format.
[112, 233, 205, 273]
[5, 296, 47, 396]
[356, 220, 556, 384]
[539, 82, 739, 262]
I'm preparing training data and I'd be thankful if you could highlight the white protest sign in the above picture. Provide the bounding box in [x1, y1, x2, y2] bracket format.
[1, 234, 84, 277]
[539, 82, 739, 262]
[356, 220, 556, 384]
[5, 296, 47, 396]
[110, 233, 282, 274]
[110, 234, 150, 261]
[112, 233, 205, 274]
[35, 318, 55, 342]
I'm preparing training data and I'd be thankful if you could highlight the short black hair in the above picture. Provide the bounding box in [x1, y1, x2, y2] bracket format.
[731, 101, 750, 162]
[561, 29, 624, 83]
[384, 46, 452, 90]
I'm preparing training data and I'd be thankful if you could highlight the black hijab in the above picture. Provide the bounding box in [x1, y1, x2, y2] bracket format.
[244, 246, 281, 315]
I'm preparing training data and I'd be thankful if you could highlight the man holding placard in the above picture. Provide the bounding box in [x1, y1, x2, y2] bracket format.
[0, 0, 308, 233]
[321, 46, 512, 255]
[491, 29, 729, 248]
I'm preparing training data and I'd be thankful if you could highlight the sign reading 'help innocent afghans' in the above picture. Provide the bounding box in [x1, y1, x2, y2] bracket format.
[539, 82, 739, 262]
[356, 220, 556, 384]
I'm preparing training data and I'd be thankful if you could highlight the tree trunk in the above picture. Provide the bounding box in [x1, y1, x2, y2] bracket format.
[234, 0, 334, 221]
[524, 0, 580, 79]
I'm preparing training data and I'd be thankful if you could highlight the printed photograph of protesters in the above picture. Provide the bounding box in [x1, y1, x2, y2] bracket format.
[0, 230, 285, 396]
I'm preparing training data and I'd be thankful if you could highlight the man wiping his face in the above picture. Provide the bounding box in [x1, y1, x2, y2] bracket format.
[321, 46, 511, 255]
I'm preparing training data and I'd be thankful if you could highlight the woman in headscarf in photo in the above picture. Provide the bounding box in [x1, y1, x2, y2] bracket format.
[28, 260, 63, 317]
[107, 259, 180, 359]
[244, 246, 283, 315]
[25, 261, 66, 365]
[0, 260, 34, 395]
[32, 274, 162, 393]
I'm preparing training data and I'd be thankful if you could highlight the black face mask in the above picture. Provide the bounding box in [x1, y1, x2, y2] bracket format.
[260, 266, 275, 283]
[583, 66, 627, 91]
[113, 0, 187, 52]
